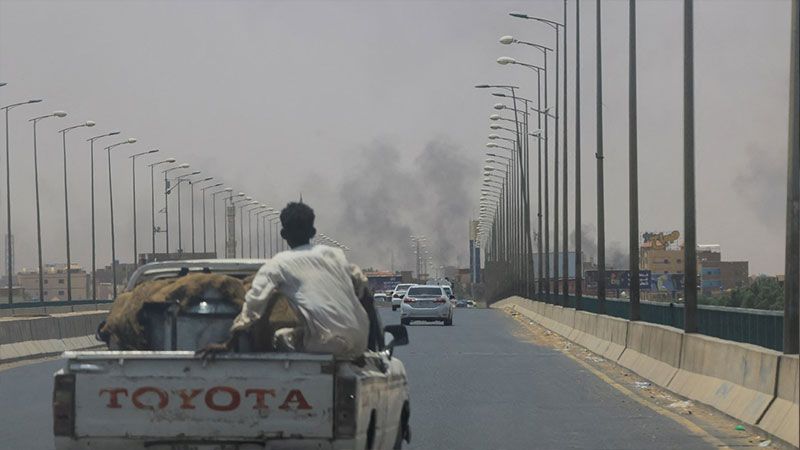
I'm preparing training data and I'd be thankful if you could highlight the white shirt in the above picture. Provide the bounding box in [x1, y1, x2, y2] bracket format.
[231, 244, 369, 357]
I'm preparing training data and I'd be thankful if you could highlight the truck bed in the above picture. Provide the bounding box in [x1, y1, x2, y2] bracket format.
[61, 351, 335, 442]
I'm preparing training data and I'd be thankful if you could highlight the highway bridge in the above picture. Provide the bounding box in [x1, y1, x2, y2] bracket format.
[1, 301, 797, 448]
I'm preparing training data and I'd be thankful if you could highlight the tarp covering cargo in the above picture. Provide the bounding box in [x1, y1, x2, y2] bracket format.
[101, 273, 249, 350]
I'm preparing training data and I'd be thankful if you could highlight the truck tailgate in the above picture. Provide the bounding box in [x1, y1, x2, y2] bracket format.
[67, 351, 334, 440]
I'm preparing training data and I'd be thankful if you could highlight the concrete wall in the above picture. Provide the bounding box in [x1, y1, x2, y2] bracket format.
[618, 321, 683, 388]
[0, 311, 107, 364]
[668, 333, 781, 425]
[491, 297, 799, 448]
[758, 355, 799, 446]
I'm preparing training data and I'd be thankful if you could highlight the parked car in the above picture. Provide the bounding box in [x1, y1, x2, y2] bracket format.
[391, 283, 414, 311]
[401, 285, 454, 326]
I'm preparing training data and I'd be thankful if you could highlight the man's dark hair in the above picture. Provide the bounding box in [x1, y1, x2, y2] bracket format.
[280, 202, 316, 245]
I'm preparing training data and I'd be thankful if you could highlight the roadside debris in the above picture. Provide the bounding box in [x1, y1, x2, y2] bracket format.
[634, 381, 651, 389]
[585, 356, 604, 363]
[667, 400, 692, 409]
[758, 440, 772, 447]
[735, 425, 746, 431]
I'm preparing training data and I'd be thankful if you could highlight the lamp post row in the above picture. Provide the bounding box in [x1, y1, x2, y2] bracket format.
[0, 86, 288, 306]
[476, 0, 799, 356]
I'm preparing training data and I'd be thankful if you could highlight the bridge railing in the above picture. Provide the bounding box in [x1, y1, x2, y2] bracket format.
[536, 293, 783, 352]
[0, 299, 114, 317]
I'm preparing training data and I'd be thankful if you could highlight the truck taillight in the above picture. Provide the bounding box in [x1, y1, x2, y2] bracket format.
[434, 297, 447, 303]
[403, 297, 415, 303]
[334, 375, 357, 439]
[53, 373, 75, 437]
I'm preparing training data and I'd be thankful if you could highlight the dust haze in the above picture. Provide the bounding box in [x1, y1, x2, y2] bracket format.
[329, 138, 479, 271]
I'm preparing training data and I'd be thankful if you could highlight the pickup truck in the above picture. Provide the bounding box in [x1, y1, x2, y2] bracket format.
[53, 260, 411, 450]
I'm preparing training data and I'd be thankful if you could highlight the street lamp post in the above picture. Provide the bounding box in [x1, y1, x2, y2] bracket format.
[211, 188, 232, 257]
[200, 182, 223, 253]
[162, 163, 190, 253]
[59, 120, 96, 302]
[106, 138, 137, 299]
[267, 213, 280, 257]
[129, 149, 159, 265]
[628, 0, 641, 320]
[596, 0, 607, 312]
[783, 0, 799, 354]
[227, 193, 246, 258]
[171, 171, 202, 253]
[87, 131, 121, 302]
[245, 204, 265, 258]
[188, 177, 213, 253]
[239, 200, 257, 257]
[497, 54, 551, 296]
[683, 0, 697, 331]
[147, 157, 176, 260]
[30, 111, 68, 302]
[575, 0, 583, 305]
[509, 11, 566, 300]
[2, 98, 42, 304]
[254, 207, 271, 258]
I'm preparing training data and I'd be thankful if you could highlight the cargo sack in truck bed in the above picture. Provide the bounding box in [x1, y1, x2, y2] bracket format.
[101, 273, 247, 350]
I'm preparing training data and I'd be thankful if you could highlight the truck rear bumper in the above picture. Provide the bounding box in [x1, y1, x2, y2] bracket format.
[55, 437, 351, 450]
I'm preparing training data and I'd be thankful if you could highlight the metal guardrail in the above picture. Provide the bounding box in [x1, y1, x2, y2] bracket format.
[0, 299, 114, 310]
[537, 294, 783, 352]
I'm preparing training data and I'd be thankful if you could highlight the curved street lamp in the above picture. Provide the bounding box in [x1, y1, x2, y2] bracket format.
[200, 182, 223, 253]
[106, 137, 137, 298]
[29, 111, 68, 301]
[129, 149, 159, 265]
[187, 176, 214, 253]
[58, 120, 96, 302]
[147, 157, 176, 259]
[162, 163, 190, 253]
[2, 98, 43, 304]
[86, 131, 121, 301]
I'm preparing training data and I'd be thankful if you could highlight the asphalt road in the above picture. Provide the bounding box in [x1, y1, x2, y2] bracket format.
[0, 308, 713, 449]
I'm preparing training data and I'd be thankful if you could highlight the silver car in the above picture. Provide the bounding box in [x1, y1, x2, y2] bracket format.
[401, 285, 454, 326]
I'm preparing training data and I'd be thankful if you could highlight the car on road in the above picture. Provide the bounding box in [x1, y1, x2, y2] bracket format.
[53, 260, 412, 450]
[374, 292, 390, 306]
[442, 286, 456, 306]
[401, 284, 454, 326]
[456, 299, 468, 308]
[391, 283, 414, 311]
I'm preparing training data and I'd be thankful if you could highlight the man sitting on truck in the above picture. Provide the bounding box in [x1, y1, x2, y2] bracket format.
[207, 202, 370, 357]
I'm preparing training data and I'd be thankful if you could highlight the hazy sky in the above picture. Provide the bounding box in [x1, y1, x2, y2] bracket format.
[0, 0, 793, 276]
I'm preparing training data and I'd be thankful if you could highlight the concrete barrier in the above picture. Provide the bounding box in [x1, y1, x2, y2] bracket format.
[758, 355, 799, 447]
[617, 321, 683, 388]
[668, 333, 781, 426]
[0, 311, 106, 364]
[593, 315, 628, 361]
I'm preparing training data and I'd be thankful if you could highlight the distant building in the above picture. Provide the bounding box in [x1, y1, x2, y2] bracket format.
[697, 244, 748, 295]
[364, 271, 403, 293]
[0, 286, 29, 303]
[17, 263, 90, 301]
